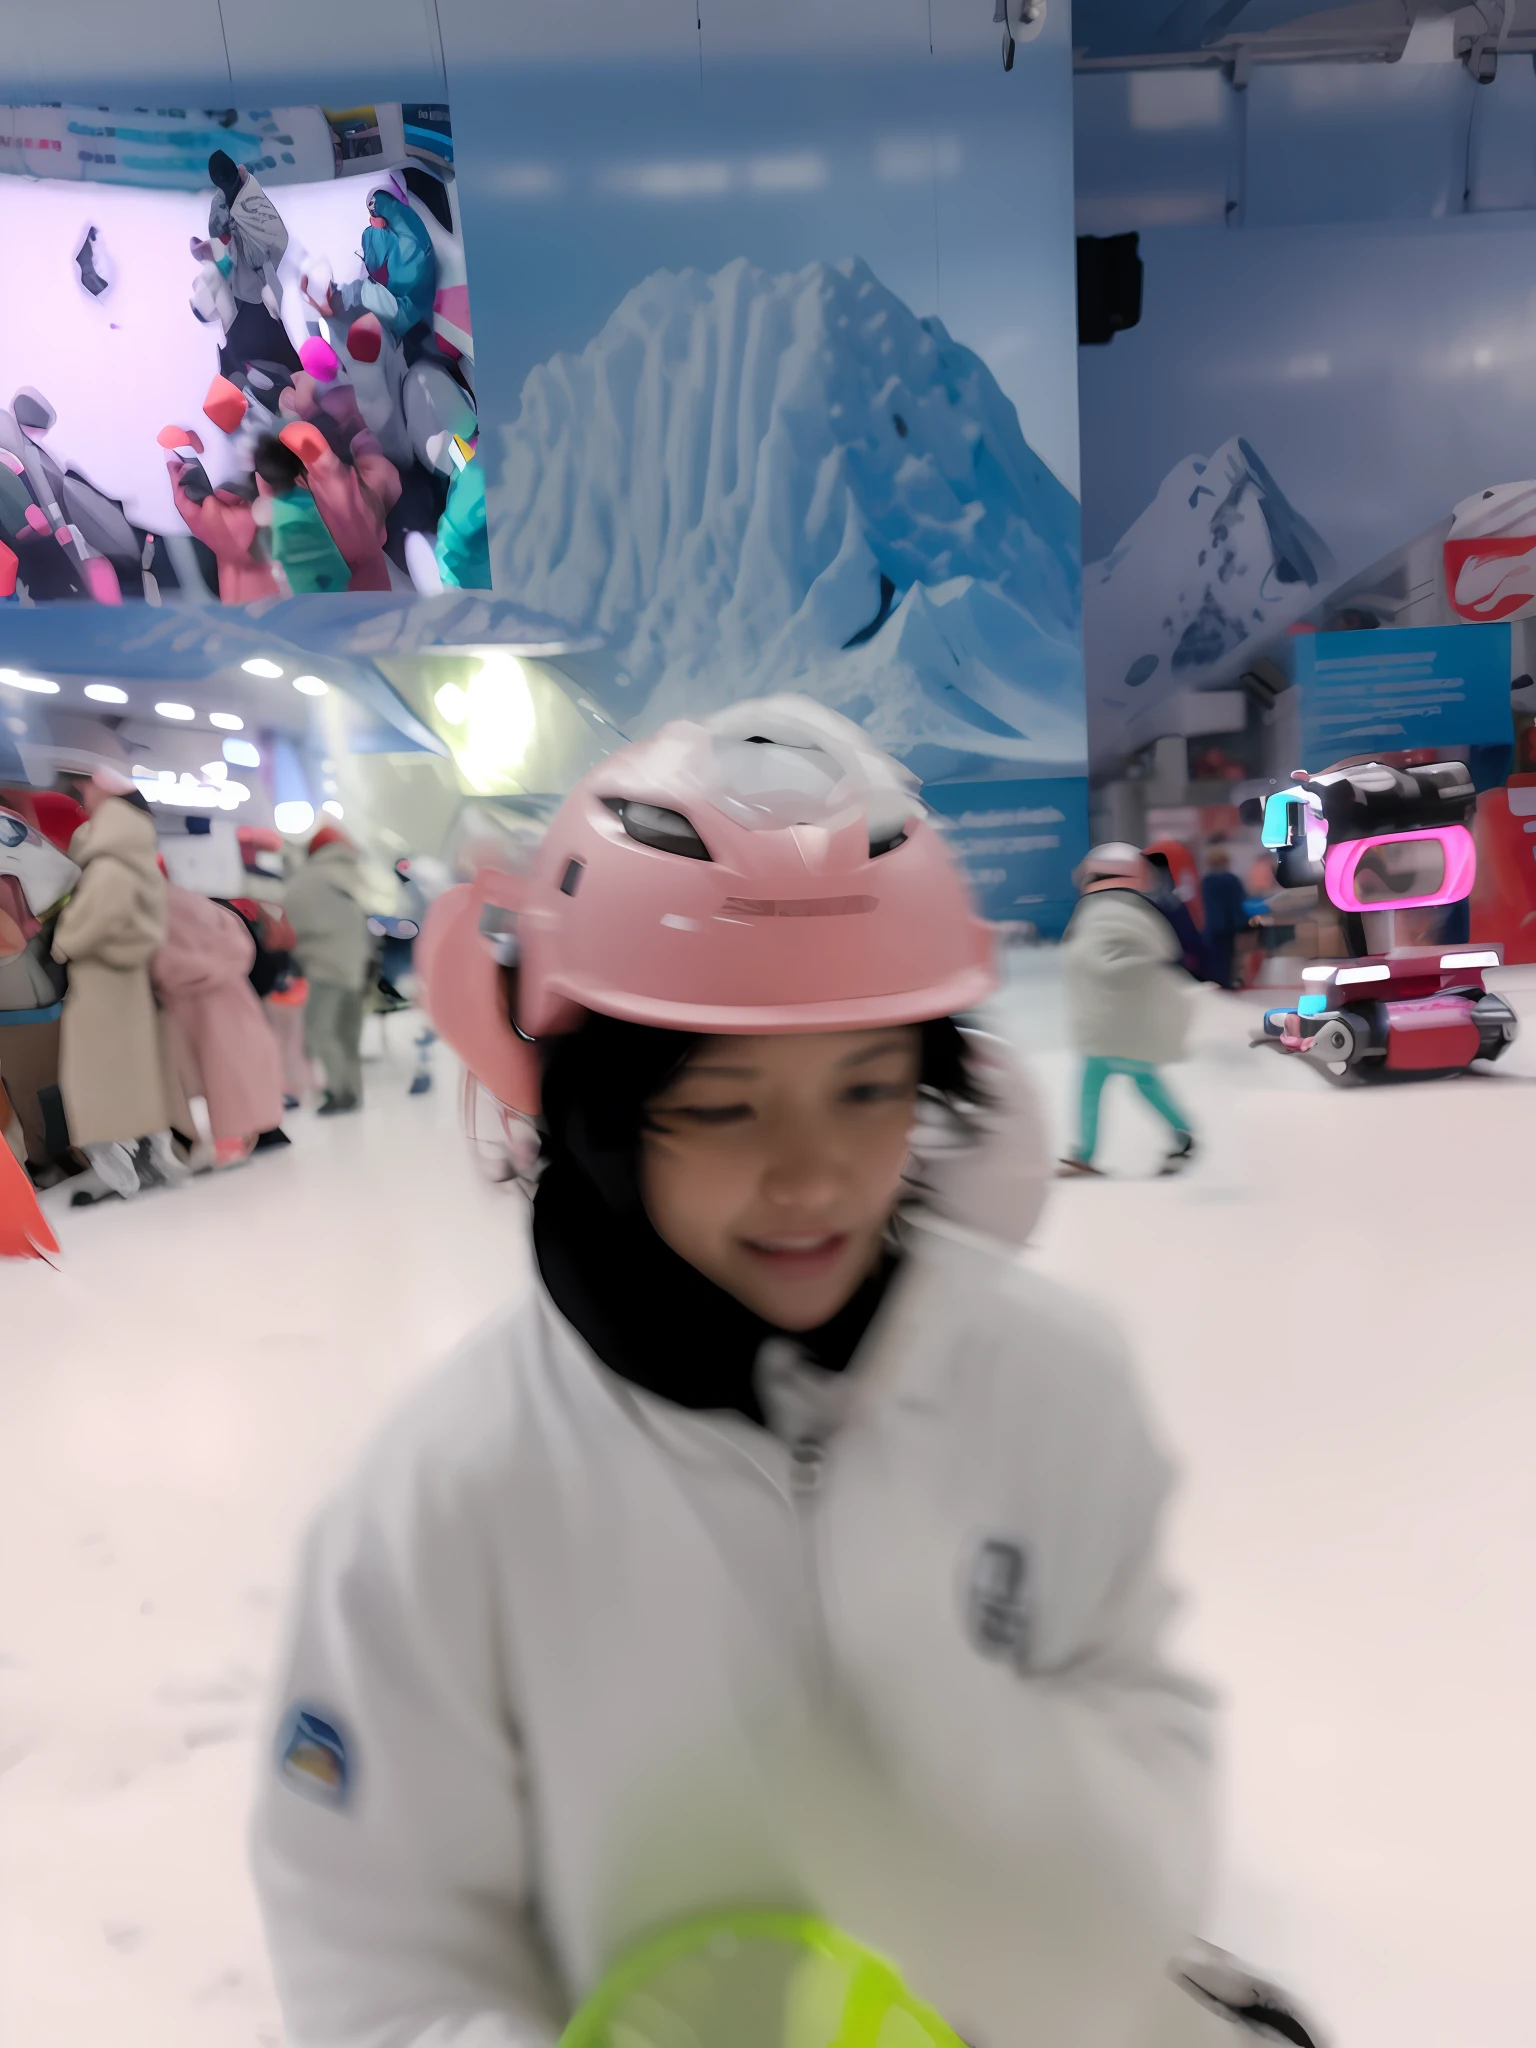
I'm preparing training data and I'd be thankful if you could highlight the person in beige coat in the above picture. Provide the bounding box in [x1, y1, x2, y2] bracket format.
[51, 777, 189, 1201]
[284, 824, 372, 1113]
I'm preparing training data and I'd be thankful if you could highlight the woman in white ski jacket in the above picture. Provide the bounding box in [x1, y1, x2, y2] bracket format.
[253, 701, 1293, 2048]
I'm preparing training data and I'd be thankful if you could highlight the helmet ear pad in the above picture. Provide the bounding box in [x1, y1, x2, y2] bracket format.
[417, 870, 542, 1117]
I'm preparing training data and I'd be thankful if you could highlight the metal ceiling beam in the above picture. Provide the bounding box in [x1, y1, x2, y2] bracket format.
[1074, 0, 1536, 69]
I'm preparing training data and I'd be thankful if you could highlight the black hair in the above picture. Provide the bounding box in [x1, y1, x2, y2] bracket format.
[530, 1011, 986, 1415]
[253, 434, 306, 494]
[208, 150, 241, 198]
[114, 786, 153, 815]
[538, 1011, 988, 1204]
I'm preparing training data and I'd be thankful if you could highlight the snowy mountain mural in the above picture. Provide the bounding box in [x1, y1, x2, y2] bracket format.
[487, 256, 1084, 783]
[1085, 436, 1336, 771]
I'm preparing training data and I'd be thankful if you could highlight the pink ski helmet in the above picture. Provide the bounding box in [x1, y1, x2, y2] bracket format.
[511, 696, 996, 1037]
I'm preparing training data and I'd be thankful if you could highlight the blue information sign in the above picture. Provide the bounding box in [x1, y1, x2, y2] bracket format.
[922, 775, 1089, 940]
[1296, 623, 1512, 771]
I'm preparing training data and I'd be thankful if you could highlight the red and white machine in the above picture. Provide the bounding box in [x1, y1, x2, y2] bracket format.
[1257, 758, 1518, 1081]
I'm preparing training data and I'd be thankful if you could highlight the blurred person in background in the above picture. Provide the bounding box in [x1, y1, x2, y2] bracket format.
[251, 703, 1241, 2048]
[284, 822, 371, 1115]
[50, 772, 189, 1202]
[1197, 845, 1250, 992]
[395, 854, 451, 1096]
[1142, 848, 1209, 981]
[153, 881, 287, 1168]
[0, 803, 78, 1184]
[1059, 843, 1195, 1178]
[232, 824, 312, 1110]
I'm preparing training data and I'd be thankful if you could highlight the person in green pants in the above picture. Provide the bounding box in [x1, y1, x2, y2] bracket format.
[1058, 843, 1196, 1177]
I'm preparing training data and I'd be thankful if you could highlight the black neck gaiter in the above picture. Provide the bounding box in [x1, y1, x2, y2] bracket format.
[531, 1143, 897, 1428]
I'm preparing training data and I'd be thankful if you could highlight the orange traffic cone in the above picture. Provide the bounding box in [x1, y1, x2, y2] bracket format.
[0, 1139, 60, 1264]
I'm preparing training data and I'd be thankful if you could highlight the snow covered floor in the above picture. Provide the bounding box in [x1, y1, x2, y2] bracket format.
[3, 971, 1533, 2048]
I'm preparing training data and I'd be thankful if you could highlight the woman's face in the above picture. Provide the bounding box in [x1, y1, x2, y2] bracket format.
[640, 1027, 923, 1331]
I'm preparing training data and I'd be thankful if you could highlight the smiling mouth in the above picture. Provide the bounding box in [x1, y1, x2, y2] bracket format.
[740, 1232, 850, 1276]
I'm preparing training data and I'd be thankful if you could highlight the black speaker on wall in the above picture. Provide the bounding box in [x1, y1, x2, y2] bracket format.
[1077, 233, 1143, 346]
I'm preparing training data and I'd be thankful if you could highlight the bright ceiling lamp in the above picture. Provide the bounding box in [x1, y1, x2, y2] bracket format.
[322, 799, 345, 819]
[434, 681, 468, 723]
[0, 669, 60, 694]
[293, 674, 329, 697]
[242, 658, 284, 678]
[454, 653, 536, 794]
[274, 799, 316, 835]
[155, 701, 196, 721]
[208, 711, 243, 731]
[223, 737, 261, 768]
[84, 683, 129, 705]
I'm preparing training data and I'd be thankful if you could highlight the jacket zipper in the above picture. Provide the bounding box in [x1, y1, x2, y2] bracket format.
[790, 1433, 834, 1699]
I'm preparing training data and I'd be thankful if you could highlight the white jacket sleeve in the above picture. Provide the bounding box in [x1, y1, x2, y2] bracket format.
[972, 1277, 1213, 1920]
[251, 1351, 564, 2048]
[832, 1263, 1215, 2040]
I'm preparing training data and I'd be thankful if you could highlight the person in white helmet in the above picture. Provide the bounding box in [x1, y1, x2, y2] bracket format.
[1058, 843, 1196, 1178]
[251, 703, 1313, 2048]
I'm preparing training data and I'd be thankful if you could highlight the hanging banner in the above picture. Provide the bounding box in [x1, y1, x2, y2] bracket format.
[1296, 623, 1512, 770]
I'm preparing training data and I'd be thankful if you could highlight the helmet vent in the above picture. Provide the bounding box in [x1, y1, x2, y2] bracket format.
[603, 797, 711, 861]
[869, 827, 908, 858]
[559, 858, 585, 896]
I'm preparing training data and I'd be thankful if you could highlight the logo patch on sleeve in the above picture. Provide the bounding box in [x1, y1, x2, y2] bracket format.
[276, 1705, 351, 1808]
[966, 1537, 1031, 1668]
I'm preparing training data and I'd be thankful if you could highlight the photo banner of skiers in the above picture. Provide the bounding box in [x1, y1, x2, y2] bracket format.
[0, 100, 486, 608]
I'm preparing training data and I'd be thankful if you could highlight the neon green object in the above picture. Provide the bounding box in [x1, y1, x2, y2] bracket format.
[559, 1912, 965, 2048]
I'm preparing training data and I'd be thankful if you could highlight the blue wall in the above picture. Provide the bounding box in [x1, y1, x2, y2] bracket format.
[1076, 56, 1536, 774]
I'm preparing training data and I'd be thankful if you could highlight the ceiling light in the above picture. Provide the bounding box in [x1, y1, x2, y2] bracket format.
[84, 683, 129, 705]
[241, 658, 284, 679]
[434, 681, 468, 723]
[208, 711, 244, 731]
[322, 800, 345, 819]
[155, 701, 195, 721]
[0, 670, 60, 695]
[292, 675, 329, 697]
[200, 761, 229, 785]
[274, 800, 315, 835]
[222, 738, 261, 768]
